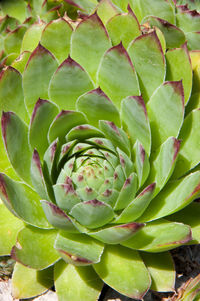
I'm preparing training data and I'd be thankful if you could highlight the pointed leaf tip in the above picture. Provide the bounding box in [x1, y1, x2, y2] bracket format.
[30, 98, 49, 125]
[0, 174, 9, 202]
[25, 43, 55, 69]
[164, 81, 184, 109]
[57, 56, 84, 71]
[139, 183, 156, 196]
[1, 111, 14, 147]
[172, 138, 181, 163]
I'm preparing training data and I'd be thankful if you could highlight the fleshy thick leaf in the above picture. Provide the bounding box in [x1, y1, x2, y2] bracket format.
[23, 44, 58, 115]
[4, 25, 27, 55]
[122, 219, 192, 252]
[49, 57, 94, 110]
[11, 51, 31, 74]
[11, 227, 60, 270]
[147, 81, 184, 150]
[54, 261, 103, 301]
[133, 141, 150, 188]
[0, 0, 27, 23]
[128, 31, 165, 102]
[55, 232, 104, 266]
[97, 43, 140, 109]
[71, 13, 111, 82]
[41, 18, 73, 64]
[21, 21, 46, 52]
[12, 263, 53, 299]
[96, 0, 118, 25]
[94, 245, 151, 299]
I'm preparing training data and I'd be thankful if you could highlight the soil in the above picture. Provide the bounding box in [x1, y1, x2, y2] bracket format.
[0, 245, 200, 301]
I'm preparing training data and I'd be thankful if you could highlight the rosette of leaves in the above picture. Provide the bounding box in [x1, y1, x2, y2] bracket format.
[0, 6, 200, 301]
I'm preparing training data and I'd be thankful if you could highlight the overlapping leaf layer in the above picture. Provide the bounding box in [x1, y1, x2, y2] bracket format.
[0, 0, 200, 300]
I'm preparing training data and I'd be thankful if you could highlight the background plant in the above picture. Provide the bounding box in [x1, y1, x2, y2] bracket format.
[0, 0, 199, 300]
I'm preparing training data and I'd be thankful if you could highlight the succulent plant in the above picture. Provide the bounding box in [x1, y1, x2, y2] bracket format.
[0, 2, 200, 300]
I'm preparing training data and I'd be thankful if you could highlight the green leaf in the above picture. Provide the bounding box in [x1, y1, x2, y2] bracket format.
[21, 21, 46, 52]
[41, 18, 73, 64]
[166, 43, 192, 104]
[141, 252, 175, 292]
[0, 173, 51, 229]
[97, 43, 140, 109]
[11, 51, 31, 74]
[128, 31, 165, 102]
[96, 0, 118, 25]
[121, 96, 151, 156]
[186, 32, 200, 51]
[0, 203, 24, 256]
[106, 5, 141, 48]
[54, 232, 104, 266]
[12, 263, 54, 299]
[49, 57, 94, 110]
[130, 0, 175, 24]
[172, 109, 200, 178]
[122, 219, 192, 252]
[147, 81, 184, 150]
[138, 171, 200, 222]
[89, 222, 144, 244]
[168, 203, 200, 244]
[70, 199, 115, 229]
[71, 12, 111, 83]
[143, 16, 186, 49]
[23, 43, 58, 115]
[29, 99, 59, 157]
[176, 6, 200, 33]
[133, 141, 150, 188]
[94, 245, 151, 299]
[43, 139, 59, 184]
[77, 87, 120, 128]
[54, 261, 103, 301]
[66, 124, 104, 141]
[11, 226, 60, 269]
[1, 112, 32, 184]
[4, 25, 27, 55]
[64, 0, 97, 12]
[115, 183, 156, 223]
[41, 200, 79, 232]
[0, 0, 27, 22]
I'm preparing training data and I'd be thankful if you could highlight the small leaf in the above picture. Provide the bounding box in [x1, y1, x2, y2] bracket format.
[11, 51, 31, 74]
[97, 43, 140, 109]
[70, 199, 115, 229]
[55, 232, 104, 266]
[29, 98, 59, 157]
[96, 0, 118, 25]
[71, 13, 111, 82]
[176, 5, 200, 33]
[133, 141, 150, 188]
[0, 203, 23, 256]
[54, 261, 103, 301]
[41, 18, 73, 64]
[106, 5, 141, 48]
[141, 252, 175, 292]
[121, 95, 151, 156]
[21, 21, 46, 52]
[138, 171, 200, 222]
[115, 183, 156, 223]
[4, 25, 27, 55]
[11, 226, 60, 269]
[94, 245, 151, 299]
[66, 124, 104, 141]
[77, 87, 120, 128]
[122, 219, 192, 252]
[12, 263, 53, 299]
[0, 173, 51, 229]
[23, 43, 58, 115]
[0, 0, 27, 23]
[1, 112, 32, 184]
[147, 81, 184, 150]
[166, 43, 192, 104]
[49, 57, 94, 110]
[128, 31, 165, 102]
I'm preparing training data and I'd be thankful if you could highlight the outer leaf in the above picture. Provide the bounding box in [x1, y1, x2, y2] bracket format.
[143, 16, 186, 48]
[138, 171, 200, 222]
[166, 43, 192, 104]
[97, 43, 140, 109]
[12, 263, 53, 299]
[0, 203, 24, 256]
[106, 5, 141, 48]
[186, 32, 200, 51]
[11, 227, 60, 270]
[141, 252, 175, 292]
[96, 0, 118, 25]
[147, 81, 184, 150]
[173, 109, 200, 178]
[54, 232, 104, 266]
[41, 18, 73, 64]
[1, 112, 32, 184]
[176, 5, 200, 33]
[121, 96, 151, 156]
[21, 21, 46, 52]
[77, 88, 120, 128]
[23, 43, 58, 115]
[11, 51, 31, 74]
[49, 57, 94, 110]
[122, 219, 192, 252]
[71, 13, 111, 82]
[54, 261, 103, 301]
[128, 31, 165, 102]
[94, 245, 151, 299]
[0, 0, 27, 22]
[4, 25, 27, 55]
[29, 98, 59, 157]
